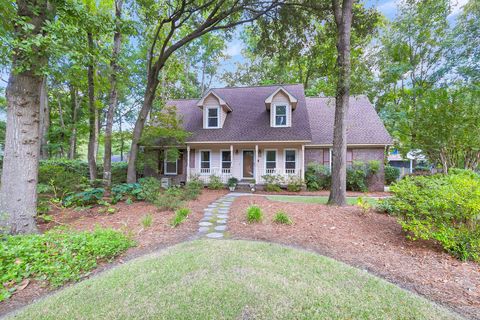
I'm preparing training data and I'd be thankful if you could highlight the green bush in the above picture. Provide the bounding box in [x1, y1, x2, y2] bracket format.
[246, 205, 263, 223]
[171, 208, 191, 227]
[262, 174, 284, 192]
[273, 211, 292, 225]
[111, 162, 128, 185]
[111, 183, 143, 203]
[385, 165, 400, 185]
[286, 175, 302, 192]
[138, 177, 162, 203]
[63, 188, 105, 207]
[155, 187, 185, 211]
[388, 170, 480, 262]
[305, 163, 331, 191]
[184, 178, 203, 200]
[38, 163, 88, 197]
[208, 175, 224, 190]
[0, 228, 134, 302]
[39, 159, 89, 177]
[346, 162, 368, 192]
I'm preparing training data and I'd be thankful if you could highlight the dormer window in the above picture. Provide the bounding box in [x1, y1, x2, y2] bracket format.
[274, 105, 287, 126]
[207, 107, 219, 128]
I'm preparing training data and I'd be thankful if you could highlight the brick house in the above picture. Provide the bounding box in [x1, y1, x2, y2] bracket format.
[144, 84, 392, 191]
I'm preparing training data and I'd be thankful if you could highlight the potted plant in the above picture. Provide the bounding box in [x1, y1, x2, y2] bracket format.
[249, 179, 256, 192]
[228, 177, 238, 191]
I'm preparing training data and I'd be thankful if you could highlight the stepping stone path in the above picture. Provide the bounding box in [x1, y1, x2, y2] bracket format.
[198, 193, 240, 239]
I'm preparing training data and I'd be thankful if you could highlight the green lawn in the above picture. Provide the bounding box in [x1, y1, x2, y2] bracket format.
[266, 195, 380, 206]
[8, 240, 460, 320]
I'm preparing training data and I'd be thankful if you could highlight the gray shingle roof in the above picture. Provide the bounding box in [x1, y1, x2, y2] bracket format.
[166, 85, 392, 145]
[167, 84, 311, 142]
[305, 96, 392, 145]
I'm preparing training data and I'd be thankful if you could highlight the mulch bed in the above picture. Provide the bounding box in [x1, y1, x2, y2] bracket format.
[0, 189, 228, 317]
[228, 196, 480, 320]
[255, 190, 391, 197]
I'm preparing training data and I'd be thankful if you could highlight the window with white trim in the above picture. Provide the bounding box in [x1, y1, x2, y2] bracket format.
[207, 107, 219, 128]
[274, 105, 287, 126]
[201, 151, 210, 169]
[285, 150, 296, 172]
[265, 150, 276, 172]
[221, 151, 231, 169]
[164, 150, 177, 175]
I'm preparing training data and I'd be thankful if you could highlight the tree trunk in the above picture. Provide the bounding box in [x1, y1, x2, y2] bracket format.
[87, 31, 98, 181]
[328, 0, 353, 206]
[127, 77, 159, 183]
[0, 0, 54, 234]
[119, 114, 124, 161]
[68, 84, 79, 159]
[57, 96, 65, 157]
[39, 76, 49, 159]
[104, 0, 123, 187]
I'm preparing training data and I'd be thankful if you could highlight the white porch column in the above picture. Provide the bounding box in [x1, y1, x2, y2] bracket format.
[186, 145, 191, 181]
[301, 145, 305, 180]
[255, 144, 259, 182]
[230, 144, 234, 175]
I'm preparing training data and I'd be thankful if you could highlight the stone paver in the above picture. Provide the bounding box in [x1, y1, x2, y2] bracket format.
[197, 193, 241, 239]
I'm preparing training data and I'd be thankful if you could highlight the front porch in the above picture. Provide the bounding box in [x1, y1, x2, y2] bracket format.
[186, 143, 305, 185]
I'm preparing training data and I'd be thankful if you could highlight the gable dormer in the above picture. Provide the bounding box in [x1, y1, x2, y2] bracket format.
[196, 90, 232, 129]
[265, 87, 298, 128]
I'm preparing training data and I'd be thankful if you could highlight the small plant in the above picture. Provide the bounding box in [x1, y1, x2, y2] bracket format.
[262, 174, 283, 192]
[63, 188, 105, 207]
[111, 183, 143, 203]
[37, 214, 53, 223]
[273, 211, 292, 225]
[141, 213, 153, 228]
[286, 175, 303, 192]
[171, 208, 191, 227]
[184, 178, 203, 200]
[246, 205, 263, 223]
[208, 175, 224, 190]
[138, 177, 162, 203]
[357, 197, 372, 215]
[228, 177, 238, 191]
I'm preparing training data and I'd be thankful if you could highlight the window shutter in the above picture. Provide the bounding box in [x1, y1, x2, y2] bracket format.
[323, 149, 330, 165]
[178, 151, 184, 175]
[159, 150, 164, 174]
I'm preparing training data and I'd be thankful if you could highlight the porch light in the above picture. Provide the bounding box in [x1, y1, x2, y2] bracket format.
[235, 149, 239, 154]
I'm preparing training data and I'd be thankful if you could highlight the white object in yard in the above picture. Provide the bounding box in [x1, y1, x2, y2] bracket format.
[161, 178, 171, 189]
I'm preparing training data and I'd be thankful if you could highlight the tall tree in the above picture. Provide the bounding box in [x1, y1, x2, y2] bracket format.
[126, 0, 280, 183]
[103, 0, 124, 186]
[0, 0, 56, 234]
[327, 0, 353, 206]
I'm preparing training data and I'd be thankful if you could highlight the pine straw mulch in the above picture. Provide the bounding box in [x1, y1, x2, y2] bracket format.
[228, 196, 480, 320]
[0, 189, 228, 317]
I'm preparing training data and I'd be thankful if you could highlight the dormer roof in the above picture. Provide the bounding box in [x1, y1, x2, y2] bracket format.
[264, 87, 298, 110]
[196, 90, 232, 112]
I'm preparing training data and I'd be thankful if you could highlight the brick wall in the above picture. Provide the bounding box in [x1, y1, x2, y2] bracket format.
[352, 148, 386, 192]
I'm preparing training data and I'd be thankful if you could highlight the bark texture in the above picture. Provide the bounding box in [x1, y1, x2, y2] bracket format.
[39, 76, 49, 159]
[68, 85, 80, 159]
[328, 0, 353, 206]
[87, 31, 98, 181]
[103, 0, 123, 186]
[0, 0, 54, 234]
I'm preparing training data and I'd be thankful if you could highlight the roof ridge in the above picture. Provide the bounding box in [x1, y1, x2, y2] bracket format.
[210, 83, 303, 90]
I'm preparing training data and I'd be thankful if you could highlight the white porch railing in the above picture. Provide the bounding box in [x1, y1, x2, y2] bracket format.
[191, 167, 232, 184]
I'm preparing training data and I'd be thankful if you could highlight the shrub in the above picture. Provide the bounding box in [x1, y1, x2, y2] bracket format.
[141, 213, 153, 228]
[111, 183, 143, 203]
[228, 177, 238, 188]
[388, 170, 480, 262]
[385, 165, 400, 185]
[63, 188, 105, 207]
[38, 164, 88, 197]
[155, 187, 185, 211]
[208, 175, 224, 190]
[286, 175, 302, 192]
[305, 163, 331, 191]
[110, 162, 128, 185]
[171, 208, 191, 227]
[262, 174, 283, 192]
[273, 211, 292, 225]
[138, 177, 162, 203]
[346, 163, 368, 192]
[356, 197, 372, 215]
[246, 205, 263, 223]
[0, 228, 134, 301]
[184, 178, 203, 200]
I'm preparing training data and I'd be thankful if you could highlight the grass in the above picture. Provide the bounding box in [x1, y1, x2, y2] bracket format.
[246, 205, 263, 223]
[273, 211, 292, 225]
[267, 195, 380, 206]
[8, 240, 460, 320]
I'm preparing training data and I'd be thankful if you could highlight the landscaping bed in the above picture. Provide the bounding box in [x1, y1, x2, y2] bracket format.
[0, 189, 227, 316]
[228, 196, 480, 319]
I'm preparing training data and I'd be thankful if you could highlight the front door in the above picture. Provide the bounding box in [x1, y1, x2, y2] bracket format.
[243, 150, 254, 178]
